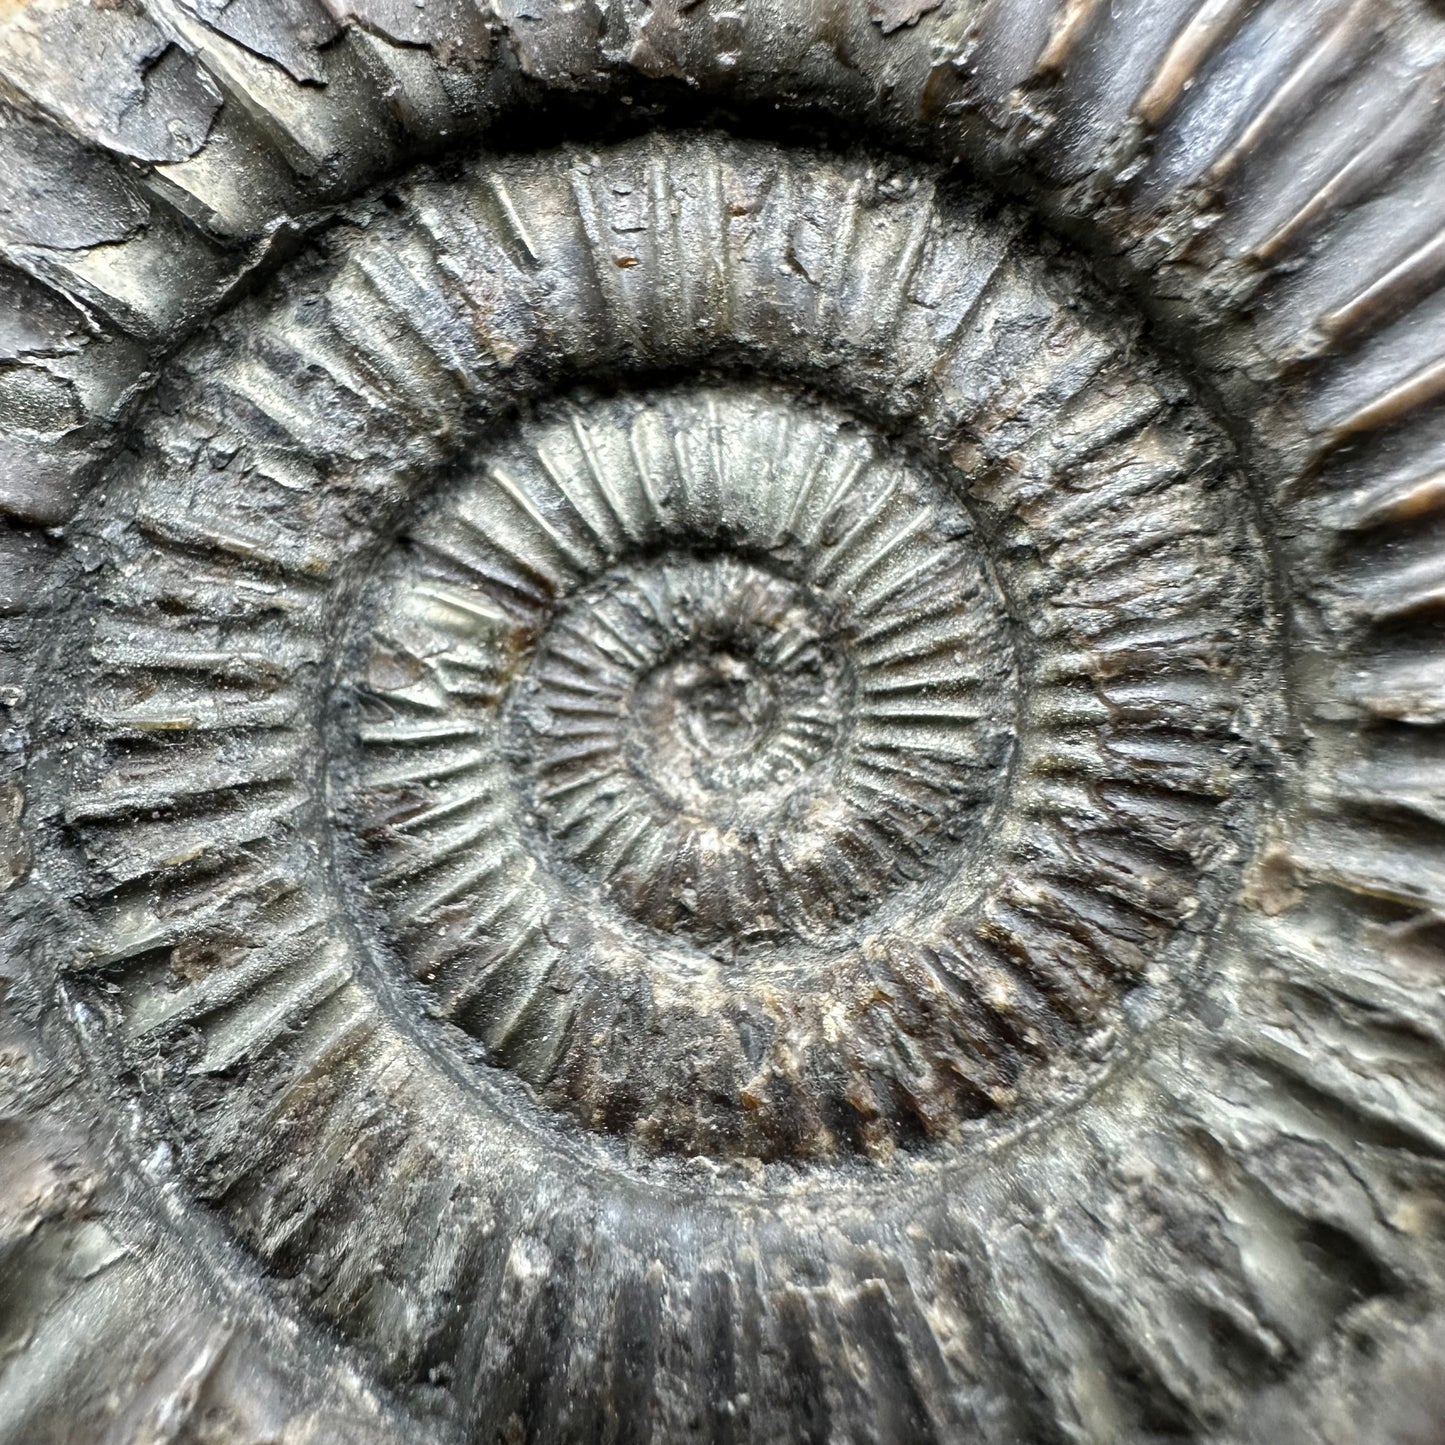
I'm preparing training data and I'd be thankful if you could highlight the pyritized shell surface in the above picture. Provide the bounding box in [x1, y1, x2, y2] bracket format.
[6, 3, 1445, 1444]
[337, 368, 1263, 1160]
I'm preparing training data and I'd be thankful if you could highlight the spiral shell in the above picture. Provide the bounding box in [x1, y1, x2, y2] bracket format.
[4, 4, 1445, 1444]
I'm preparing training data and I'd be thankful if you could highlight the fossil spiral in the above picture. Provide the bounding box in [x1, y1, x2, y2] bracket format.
[3, 3, 1445, 1443]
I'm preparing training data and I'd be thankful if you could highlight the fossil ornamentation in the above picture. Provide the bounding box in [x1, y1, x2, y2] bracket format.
[3, 3, 1445, 1444]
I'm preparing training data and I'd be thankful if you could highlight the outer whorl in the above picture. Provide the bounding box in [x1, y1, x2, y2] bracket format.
[3, 4, 1445, 1445]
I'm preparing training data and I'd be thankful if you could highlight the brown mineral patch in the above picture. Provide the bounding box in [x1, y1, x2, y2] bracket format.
[1242, 839, 1304, 917]
[0, 783, 27, 891]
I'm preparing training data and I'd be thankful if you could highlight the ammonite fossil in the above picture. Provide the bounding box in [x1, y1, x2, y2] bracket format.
[3, 2, 1445, 1442]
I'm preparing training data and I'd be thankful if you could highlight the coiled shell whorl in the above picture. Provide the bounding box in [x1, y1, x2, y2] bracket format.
[2, 4, 1445, 1444]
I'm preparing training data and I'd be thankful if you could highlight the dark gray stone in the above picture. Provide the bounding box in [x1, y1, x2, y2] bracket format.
[4, 3, 1445, 1443]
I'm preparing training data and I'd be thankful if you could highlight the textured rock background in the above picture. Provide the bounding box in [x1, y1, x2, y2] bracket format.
[3, 2, 1445, 1442]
